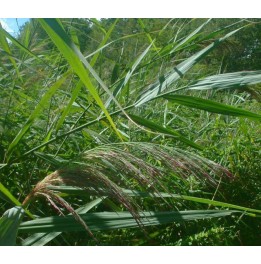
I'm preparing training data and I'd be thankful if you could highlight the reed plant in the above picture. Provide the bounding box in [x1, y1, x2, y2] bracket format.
[0, 18, 260, 245]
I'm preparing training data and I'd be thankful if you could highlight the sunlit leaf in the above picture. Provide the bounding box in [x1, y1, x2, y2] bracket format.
[164, 94, 261, 120]
[188, 71, 261, 91]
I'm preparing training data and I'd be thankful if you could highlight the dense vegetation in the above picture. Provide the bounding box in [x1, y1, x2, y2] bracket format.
[0, 18, 260, 246]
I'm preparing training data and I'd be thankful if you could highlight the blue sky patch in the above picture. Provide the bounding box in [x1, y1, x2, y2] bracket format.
[0, 18, 29, 35]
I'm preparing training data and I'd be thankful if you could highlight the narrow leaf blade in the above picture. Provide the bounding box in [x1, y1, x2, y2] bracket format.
[0, 182, 21, 206]
[188, 71, 261, 90]
[164, 94, 261, 120]
[19, 210, 239, 234]
[127, 114, 203, 150]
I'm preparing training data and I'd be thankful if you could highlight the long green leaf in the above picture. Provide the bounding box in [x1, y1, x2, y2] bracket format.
[0, 206, 24, 246]
[37, 18, 123, 140]
[0, 183, 34, 219]
[21, 198, 104, 246]
[188, 71, 261, 90]
[127, 114, 203, 150]
[33, 152, 68, 167]
[164, 94, 261, 120]
[19, 210, 239, 234]
[0, 182, 21, 206]
[48, 186, 261, 216]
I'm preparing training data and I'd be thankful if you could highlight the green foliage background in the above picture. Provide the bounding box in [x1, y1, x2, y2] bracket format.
[0, 18, 260, 246]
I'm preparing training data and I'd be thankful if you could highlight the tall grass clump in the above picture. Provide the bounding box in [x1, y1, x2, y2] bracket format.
[0, 18, 261, 246]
